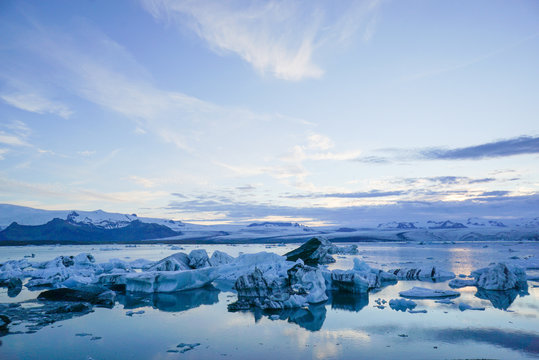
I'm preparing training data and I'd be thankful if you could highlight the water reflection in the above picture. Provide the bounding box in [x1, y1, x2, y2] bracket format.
[118, 285, 220, 312]
[433, 327, 539, 355]
[475, 287, 529, 310]
[328, 291, 369, 312]
[250, 304, 327, 332]
[233, 292, 373, 332]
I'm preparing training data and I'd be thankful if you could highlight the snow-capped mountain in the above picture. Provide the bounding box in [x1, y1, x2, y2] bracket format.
[0, 203, 538, 243]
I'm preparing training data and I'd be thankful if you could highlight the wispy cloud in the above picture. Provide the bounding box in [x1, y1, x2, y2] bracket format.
[403, 176, 496, 185]
[10, 19, 312, 160]
[167, 193, 539, 226]
[142, 0, 381, 80]
[354, 135, 539, 163]
[0, 120, 31, 147]
[0, 92, 72, 119]
[0, 132, 29, 147]
[422, 136, 539, 160]
[287, 190, 405, 199]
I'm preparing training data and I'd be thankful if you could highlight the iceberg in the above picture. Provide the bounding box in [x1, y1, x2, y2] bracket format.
[125, 267, 218, 293]
[389, 298, 417, 312]
[209, 250, 235, 266]
[228, 262, 327, 310]
[37, 285, 116, 307]
[448, 278, 477, 288]
[388, 266, 455, 281]
[326, 258, 397, 294]
[471, 263, 527, 290]
[216, 252, 291, 281]
[188, 249, 211, 269]
[25, 253, 100, 289]
[147, 252, 190, 272]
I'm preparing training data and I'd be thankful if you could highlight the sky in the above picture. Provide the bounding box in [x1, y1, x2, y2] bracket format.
[0, 0, 538, 226]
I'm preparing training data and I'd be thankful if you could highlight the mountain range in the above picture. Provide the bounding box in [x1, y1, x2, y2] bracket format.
[0, 204, 537, 244]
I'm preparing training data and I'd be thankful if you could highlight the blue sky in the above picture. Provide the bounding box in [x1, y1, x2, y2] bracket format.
[0, 0, 538, 225]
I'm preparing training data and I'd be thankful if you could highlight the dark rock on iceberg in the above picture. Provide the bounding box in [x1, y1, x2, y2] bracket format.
[6, 277, 22, 297]
[45, 302, 93, 314]
[0, 315, 10, 330]
[284, 237, 336, 265]
[38, 286, 116, 307]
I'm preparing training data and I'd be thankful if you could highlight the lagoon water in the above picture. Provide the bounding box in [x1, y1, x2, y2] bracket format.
[1, 241, 538, 359]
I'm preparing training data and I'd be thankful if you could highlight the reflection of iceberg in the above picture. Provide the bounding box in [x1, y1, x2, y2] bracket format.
[269, 304, 327, 332]
[241, 303, 327, 332]
[328, 291, 369, 312]
[118, 285, 220, 312]
[474, 287, 528, 310]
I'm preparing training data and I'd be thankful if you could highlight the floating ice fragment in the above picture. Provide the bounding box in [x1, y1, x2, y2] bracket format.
[399, 287, 460, 299]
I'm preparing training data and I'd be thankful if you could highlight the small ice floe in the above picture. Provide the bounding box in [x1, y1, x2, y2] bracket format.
[375, 298, 387, 306]
[169, 245, 184, 251]
[448, 278, 476, 288]
[458, 303, 485, 311]
[471, 263, 527, 290]
[408, 309, 427, 314]
[399, 287, 460, 299]
[388, 267, 455, 281]
[269, 315, 280, 320]
[435, 299, 454, 304]
[389, 298, 416, 312]
[125, 310, 145, 316]
[176, 343, 200, 353]
[374, 298, 386, 309]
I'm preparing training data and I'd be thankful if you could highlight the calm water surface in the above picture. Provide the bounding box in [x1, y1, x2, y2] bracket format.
[1, 241, 538, 359]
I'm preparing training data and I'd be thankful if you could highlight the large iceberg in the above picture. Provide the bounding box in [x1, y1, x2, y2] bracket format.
[471, 263, 527, 291]
[147, 252, 190, 272]
[209, 250, 235, 266]
[228, 262, 327, 310]
[188, 249, 211, 269]
[125, 267, 218, 293]
[216, 252, 291, 281]
[325, 258, 397, 294]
